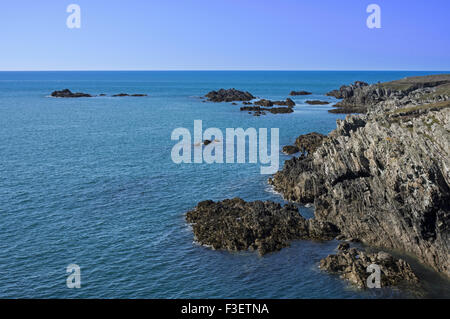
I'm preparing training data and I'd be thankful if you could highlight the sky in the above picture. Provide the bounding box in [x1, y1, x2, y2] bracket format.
[1, 0, 449, 71]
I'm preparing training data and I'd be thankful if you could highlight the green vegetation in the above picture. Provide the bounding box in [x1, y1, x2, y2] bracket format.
[392, 100, 450, 115]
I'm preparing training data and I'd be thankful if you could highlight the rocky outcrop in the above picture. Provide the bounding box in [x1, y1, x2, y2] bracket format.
[327, 75, 450, 114]
[51, 89, 92, 98]
[290, 91, 312, 96]
[295, 132, 327, 155]
[254, 99, 274, 107]
[326, 81, 369, 99]
[274, 98, 296, 107]
[282, 145, 300, 155]
[253, 98, 295, 108]
[240, 106, 294, 115]
[270, 74, 450, 277]
[319, 244, 419, 288]
[186, 198, 339, 255]
[205, 88, 255, 102]
[306, 100, 330, 105]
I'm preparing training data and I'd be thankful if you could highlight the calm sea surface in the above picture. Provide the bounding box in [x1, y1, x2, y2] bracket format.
[0, 71, 449, 298]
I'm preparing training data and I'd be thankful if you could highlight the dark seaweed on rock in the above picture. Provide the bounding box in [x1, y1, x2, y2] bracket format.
[186, 198, 339, 255]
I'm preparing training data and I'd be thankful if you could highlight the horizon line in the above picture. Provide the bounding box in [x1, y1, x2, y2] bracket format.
[1, 69, 450, 72]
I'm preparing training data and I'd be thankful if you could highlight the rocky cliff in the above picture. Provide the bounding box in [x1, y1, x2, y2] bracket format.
[270, 74, 450, 276]
[327, 75, 450, 114]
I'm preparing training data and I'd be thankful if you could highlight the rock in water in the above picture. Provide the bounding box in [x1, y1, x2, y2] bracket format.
[51, 89, 92, 98]
[294, 132, 327, 155]
[205, 88, 255, 102]
[254, 99, 274, 107]
[290, 91, 312, 96]
[271, 74, 450, 277]
[320, 245, 419, 288]
[185, 198, 339, 255]
[305, 100, 330, 105]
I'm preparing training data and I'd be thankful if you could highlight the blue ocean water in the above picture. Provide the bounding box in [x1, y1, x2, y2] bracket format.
[0, 71, 449, 299]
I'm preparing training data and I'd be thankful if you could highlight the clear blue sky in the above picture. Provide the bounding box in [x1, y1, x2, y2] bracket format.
[1, 0, 449, 71]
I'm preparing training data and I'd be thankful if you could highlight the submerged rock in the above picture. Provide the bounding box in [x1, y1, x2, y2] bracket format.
[186, 198, 339, 255]
[320, 245, 419, 289]
[51, 89, 92, 98]
[205, 88, 255, 102]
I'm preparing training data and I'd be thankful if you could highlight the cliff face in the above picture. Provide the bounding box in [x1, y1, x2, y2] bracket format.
[271, 75, 450, 276]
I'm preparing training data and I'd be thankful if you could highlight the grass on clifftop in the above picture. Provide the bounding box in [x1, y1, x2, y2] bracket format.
[380, 74, 450, 92]
[393, 100, 450, 115]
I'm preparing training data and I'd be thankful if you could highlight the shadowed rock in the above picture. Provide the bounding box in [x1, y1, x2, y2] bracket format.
[290, 91, 312, 96]
[320, 245, 419, 289]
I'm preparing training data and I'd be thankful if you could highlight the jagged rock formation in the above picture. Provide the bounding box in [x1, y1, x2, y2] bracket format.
[320, 244, 419, 288]
[186, 198, 339, 255]
[51, 89, 92, 98]
[271, 74, 450, 277]
[280, 132, 327, 159]
[327, 75, 450, 114]
[205, 88, 255, 102]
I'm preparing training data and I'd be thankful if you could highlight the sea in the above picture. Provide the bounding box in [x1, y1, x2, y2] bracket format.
[0, 71, 449, 298]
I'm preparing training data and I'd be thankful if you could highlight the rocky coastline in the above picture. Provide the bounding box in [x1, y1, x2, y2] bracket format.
[186, 74, 450, 290]
[271, 74, 450, 277]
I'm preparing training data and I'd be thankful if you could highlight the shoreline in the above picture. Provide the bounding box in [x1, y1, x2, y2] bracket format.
[186, 73, 450, 292]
